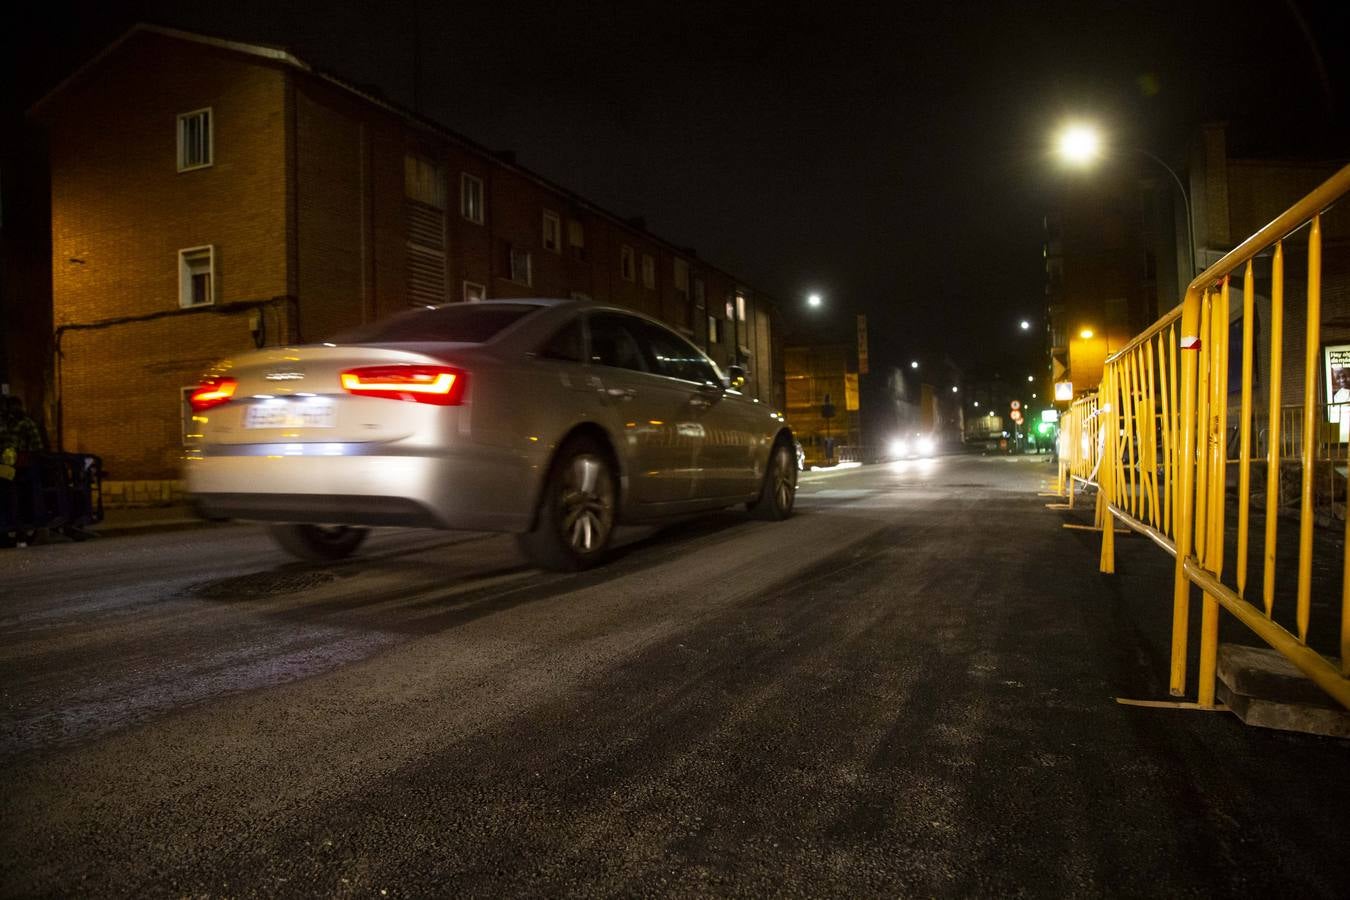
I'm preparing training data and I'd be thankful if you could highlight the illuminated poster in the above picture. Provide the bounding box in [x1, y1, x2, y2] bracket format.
[1324, 344, 1350, 428]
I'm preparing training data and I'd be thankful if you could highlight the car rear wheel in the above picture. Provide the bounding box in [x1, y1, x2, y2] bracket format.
[517, 437, 617, 572]
[269, 523, 370, 561]
[748, 440, 797, 521]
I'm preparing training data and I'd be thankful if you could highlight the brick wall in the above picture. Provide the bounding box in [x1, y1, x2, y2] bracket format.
[42, 31, 290, 479]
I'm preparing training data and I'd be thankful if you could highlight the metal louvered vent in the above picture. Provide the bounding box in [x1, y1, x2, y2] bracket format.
[407, 200, 447, 306]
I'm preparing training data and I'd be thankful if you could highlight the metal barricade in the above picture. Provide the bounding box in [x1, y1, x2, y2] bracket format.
[1092, 163, 1350, 710]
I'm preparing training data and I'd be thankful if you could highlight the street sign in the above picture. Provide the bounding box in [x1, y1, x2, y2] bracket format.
[1054, 381, 1074, 402]
[1010, 410, 1023, 423]
[1010, 400, 1021, 411]
[1041, 408, 1059, 423]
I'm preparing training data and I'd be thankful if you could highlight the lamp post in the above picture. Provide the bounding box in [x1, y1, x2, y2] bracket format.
[1054, 122, 1197, 279]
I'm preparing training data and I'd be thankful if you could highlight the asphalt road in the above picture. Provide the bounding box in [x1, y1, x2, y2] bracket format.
[2, 455, 1347, 897]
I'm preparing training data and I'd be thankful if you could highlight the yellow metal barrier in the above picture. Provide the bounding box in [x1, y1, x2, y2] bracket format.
[1087, 163, 1350, 712]
[1057, 392, 1100, 507]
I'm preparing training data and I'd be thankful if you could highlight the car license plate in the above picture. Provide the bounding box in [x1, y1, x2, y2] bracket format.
[243, 401, 336, 429]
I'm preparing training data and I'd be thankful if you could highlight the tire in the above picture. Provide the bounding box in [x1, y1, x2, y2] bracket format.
[748, 439, 797, 521]
[516, 437, 618, 572]
[268, 523, 370, 561]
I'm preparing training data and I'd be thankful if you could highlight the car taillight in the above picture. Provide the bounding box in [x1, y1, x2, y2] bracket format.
[189, 376, 238, 412]
[339, 365, 467, 405]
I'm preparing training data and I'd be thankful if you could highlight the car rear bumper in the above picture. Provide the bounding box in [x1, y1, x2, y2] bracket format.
[186, 449, 538, 532]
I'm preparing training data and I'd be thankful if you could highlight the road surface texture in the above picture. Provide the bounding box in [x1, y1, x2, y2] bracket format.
[2, 455, 1347, 897]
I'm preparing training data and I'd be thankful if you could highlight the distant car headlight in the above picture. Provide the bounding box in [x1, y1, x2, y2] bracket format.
[889, 439, 908, 458]
[916, 436, 936, 456]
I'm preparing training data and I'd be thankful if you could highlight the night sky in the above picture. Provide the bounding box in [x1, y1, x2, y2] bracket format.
[8, 1, 1349, 379]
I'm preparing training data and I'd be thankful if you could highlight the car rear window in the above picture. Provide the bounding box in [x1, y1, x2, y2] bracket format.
[333, 304, 543, 344]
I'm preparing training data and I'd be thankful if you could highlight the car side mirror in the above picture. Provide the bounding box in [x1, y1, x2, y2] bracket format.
[726, 364, 746, 389]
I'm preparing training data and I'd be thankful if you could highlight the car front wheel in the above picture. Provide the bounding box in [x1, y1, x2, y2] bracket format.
[748, 440, 797, 521]
[269, 523, 370, 561]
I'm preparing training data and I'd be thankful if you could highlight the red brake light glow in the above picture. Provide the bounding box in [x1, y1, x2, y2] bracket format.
[339, 365, 466, 405]
[189, 376, 238, 412]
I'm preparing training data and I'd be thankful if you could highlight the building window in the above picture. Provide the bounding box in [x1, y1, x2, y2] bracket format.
[620, 245, 636, 281]
[507, 244, 532, 285]
[460, 173, 484, 224]
[463, 281, 486, 302]
[641, 254, 656, 290]
[708, 315, 720, 344]
[567, 220, 585, 259]
[543, 210, 562, 253]
[178, 246, 214, 307]
[693, 277, 706, 310]
[177, 108, 212, 172]
[405, 155, 446, 208]
[673, 259, 690, 297]
[735, 291, 747, 321]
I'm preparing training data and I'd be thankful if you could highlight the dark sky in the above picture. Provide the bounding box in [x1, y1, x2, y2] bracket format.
[8, 0, 1349, 377]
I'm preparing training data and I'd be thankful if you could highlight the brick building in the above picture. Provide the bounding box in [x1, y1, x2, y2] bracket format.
[29, 25, 785, 499]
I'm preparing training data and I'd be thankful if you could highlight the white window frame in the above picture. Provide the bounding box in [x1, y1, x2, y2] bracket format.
[178, 245, 215, 308]
[620, 245, 636, 282]
[736, 292, 747, 322]
[641, 253, 656, 290]
[176, 107, 213, 172]
[460, 172, 484, 224]
[542, 210, 562, 253]
[463, 280, 487, 302]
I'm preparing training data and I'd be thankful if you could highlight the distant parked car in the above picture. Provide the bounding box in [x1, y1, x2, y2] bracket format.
[186, 300, 798, 570]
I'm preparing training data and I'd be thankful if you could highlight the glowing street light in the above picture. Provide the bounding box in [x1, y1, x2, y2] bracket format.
[951, 386, 958, 393]
[1079, 328, 1095, 340]
[910, 361, 919, 369]
[807, 293, 823, 308]
[1027, 375, 1034, 382]
[1019, 320, 1031, 331]
[1055, 123, 1103, 166]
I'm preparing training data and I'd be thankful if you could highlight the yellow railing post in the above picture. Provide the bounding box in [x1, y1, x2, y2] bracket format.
[1198, 277, 1232, 708]
[1100, 366, 1116, 573]
[1263, 242, 1284, 616]
[1296, 215, 1322, 644]
[1236, 261, 1255, 598]
[1170, 287, 1203, 696]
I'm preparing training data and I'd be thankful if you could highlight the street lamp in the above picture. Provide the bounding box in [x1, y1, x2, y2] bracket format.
[1079, 327, 1094, 340]
[807, 293, 823, 308]
[1053, 121, 1197, 278]
[951, 386, 958, 393]
[910, 360, 919, 370]
[1019, 320, 1030, 331]
[1026, 375, 1034, 382]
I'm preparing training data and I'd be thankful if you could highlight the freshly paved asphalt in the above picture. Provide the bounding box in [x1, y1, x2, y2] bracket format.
[2, 455, 1347, 897]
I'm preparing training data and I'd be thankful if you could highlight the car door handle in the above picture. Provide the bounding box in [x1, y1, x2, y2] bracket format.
[603, 387, 636, 400]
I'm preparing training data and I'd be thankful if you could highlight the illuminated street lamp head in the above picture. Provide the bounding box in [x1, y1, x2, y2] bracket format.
[910, 361, 919, 369]
[1056, 123, 1102, 166]
[951, 386, 958, 393]
[1079, 328, 1095, 339]
[1027, 375, 1034, 382]
[807, 293, 822, 308]
[1019, 320, 1030, 331]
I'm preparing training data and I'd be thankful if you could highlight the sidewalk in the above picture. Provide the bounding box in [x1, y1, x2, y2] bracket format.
[91, 503, 218, 537]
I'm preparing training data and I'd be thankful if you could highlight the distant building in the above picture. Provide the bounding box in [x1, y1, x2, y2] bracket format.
[783, 343, 861, 465]
[27, 25, 786, 500]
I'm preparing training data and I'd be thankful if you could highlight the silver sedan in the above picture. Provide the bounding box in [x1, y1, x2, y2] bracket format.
[186, 300, 798, 570]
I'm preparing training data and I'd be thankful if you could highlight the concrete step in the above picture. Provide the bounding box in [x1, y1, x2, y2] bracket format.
[1217, 643, 1350, 738]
